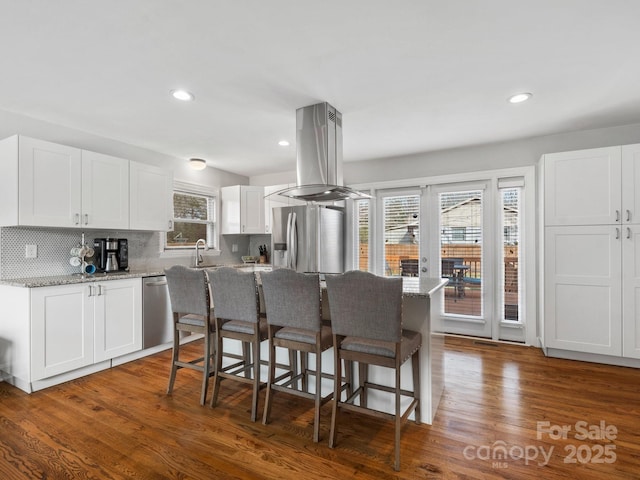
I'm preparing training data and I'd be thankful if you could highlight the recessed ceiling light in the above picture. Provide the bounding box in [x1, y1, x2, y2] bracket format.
[189, 158, 207, 170]
[508, 92, 532, 104]
[278, 140, 290, 146]
[171, 89, 195, 101]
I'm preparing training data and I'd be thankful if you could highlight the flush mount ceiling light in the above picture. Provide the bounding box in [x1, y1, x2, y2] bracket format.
[189, 158, 207, 170]
[508, 92, 532, 104]
[171, 89, 195, 101]
[278, 140, 290, 146]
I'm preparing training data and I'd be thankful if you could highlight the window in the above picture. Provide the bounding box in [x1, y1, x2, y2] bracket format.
[501, 186, 521, 322]
[165, 183, 218, 251]
[355, 199, 370, 271]
[382, 193, 420, 276]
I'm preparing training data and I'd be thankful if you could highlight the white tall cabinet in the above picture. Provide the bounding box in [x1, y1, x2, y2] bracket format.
[543, 144, 640, 361]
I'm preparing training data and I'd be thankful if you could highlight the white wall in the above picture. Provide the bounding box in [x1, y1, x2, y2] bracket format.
[0, 109, 248, 187]
[250, 122, 640, 186]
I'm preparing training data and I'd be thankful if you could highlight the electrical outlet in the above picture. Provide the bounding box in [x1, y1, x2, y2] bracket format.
[25, 244, 37, 258]
[232, 244, 238, 253]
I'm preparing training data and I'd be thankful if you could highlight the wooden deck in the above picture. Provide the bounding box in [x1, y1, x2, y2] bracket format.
[1, 336, 639, 478]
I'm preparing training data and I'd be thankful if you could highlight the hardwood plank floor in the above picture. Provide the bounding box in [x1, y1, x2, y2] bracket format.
[1, 336, 639, 479]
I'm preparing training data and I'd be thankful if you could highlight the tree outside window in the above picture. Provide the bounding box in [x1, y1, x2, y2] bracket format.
[166, 191, 216, 249]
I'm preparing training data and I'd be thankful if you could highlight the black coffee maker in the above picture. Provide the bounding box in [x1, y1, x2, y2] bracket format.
[93, 238, 128, 272]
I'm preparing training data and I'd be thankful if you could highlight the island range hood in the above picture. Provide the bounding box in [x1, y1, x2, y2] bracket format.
[271, 102, 370, 202]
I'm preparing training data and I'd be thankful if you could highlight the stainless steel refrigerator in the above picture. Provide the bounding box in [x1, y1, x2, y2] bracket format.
[271, 204, 344, 274]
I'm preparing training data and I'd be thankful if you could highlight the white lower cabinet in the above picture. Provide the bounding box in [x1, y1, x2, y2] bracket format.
[31, 283, 94, 380]
[30, 278, 142, 383]
[93, 279, 142, 362]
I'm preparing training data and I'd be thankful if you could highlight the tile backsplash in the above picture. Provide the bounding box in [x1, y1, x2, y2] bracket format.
[0, 227, 268, 279]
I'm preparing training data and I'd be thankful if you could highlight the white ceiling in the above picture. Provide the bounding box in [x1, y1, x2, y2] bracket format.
[2, 0, 640, 177]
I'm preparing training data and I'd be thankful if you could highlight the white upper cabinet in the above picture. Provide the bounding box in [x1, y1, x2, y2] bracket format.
[129, 161, 173, 231]
[263, 184, 288, 234]
[621, 144, 640, 225]
[16, 136, 83, 227]
[0, 135, 173, 231]
[221, 185, 265, 234]
[543, 146, 621, 226]
[81, 150, 129, 229]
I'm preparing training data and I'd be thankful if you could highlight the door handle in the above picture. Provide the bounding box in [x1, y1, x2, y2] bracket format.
[616, 210, 620, 222]
[616, 227, 620, 240]
[627, 227, 632, 239]
[627, 210, 632, 222]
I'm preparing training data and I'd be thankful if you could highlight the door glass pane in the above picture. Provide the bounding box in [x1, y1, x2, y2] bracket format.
[440, 190, 483, 317]
[356, 200, 370, 271]
[383, 194, 420, 276]
[502, 187, 521, 322]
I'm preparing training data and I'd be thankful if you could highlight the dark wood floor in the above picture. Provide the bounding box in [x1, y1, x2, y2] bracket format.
[1, 336, 639, 479]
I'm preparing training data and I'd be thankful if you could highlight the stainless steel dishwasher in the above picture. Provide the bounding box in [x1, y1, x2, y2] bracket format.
[142, 275, 173, 349]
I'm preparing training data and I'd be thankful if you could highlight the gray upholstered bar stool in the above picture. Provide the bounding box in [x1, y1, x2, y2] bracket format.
[164, 265, 215, 406]
[260, 269, 336, 442]
[325, 270, 422, 471]
[206, 267, 267, 422]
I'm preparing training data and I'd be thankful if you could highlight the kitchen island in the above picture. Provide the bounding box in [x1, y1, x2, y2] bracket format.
[322, 277, 448, 425]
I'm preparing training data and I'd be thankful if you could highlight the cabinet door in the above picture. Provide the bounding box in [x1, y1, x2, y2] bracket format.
[31, 284, 93, 380]
[81, 150, 129, 229]
[263, 185, 289, 234]
[240, 186, 265, 234]
[544, 147, 621, 226]
[130, 161, 173, 231]
[18, 136, 82, 227]
[221, 185, 265, 234]
[94, 278, 142, 362]
[544, 226, 622, 355]
[623, 224, 640, 358]
[622, 144, 640, 224]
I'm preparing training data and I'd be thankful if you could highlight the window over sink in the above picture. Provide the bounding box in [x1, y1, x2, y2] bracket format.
[164, 181, 219, 252]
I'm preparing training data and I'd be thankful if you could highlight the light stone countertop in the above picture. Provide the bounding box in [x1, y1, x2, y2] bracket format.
[0, 267, 445, 297]
[0, 263, 273, 288]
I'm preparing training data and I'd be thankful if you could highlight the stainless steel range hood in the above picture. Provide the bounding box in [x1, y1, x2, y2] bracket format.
[272, 102, 370, 202]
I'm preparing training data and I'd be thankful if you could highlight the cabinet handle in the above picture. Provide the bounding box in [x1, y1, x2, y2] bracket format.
[627, 210, 632, 222]
[168, 220, 173, 230]
[616, 210, 620, 222]
[616, 227, 620, 240]
[74, 213, 80, 225]
[84, 214, 89, 225]
[628, 227, 632, 239]
[98, 285, 104, 296]
[242, 225, 245, 233]
[88, 285, 94, 297]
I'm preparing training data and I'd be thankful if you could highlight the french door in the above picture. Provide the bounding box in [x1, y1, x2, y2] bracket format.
[357, 178, 528, 343]
[430, 183, 493, 338]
